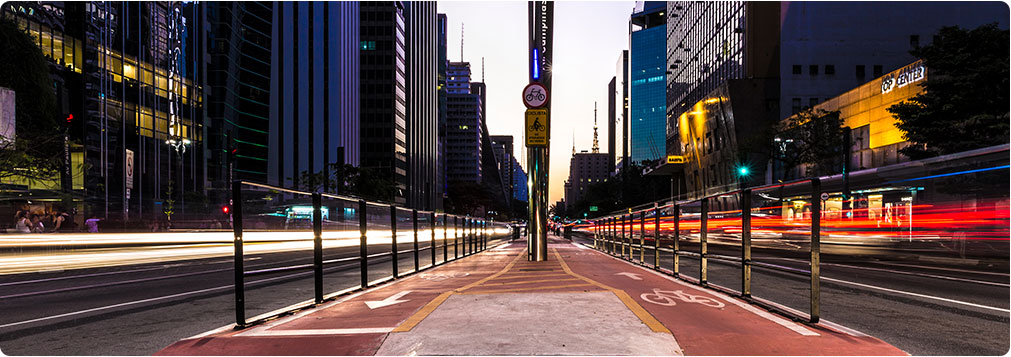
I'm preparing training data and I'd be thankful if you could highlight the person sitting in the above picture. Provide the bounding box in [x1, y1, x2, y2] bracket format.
[15, 212, 31, 233]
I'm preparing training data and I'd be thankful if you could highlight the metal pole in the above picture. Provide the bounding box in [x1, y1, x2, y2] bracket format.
[359, 200, 368, 289]
[673, 203, 679, 277]
[431, 212, 436, 266]
[527, 147, 549, 261]
[413, 209, 419, 272]
[741, 189, 752, 298]
[232, 180, 245, 326]
[811, 178, 821, 323]
[619, 215, 625, 259]
[454, 216, 459, 259]
[390, 205, 398, 278]
[443, 214, 448, 263]
[312, 193, 323, 304]
[653, 203, 660, 270]
[639, 211, 645, 264]
[700, 197, 708, 285]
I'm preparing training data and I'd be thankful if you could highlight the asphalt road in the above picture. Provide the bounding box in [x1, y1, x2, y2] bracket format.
[0, 232, 507, 355]
[574, 232, 1010, 356]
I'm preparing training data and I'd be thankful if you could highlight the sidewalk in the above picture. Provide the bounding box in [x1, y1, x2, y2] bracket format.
[157, 235, 907, 356]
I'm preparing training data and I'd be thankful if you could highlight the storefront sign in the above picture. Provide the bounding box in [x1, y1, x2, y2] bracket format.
[666, 155, 685, 164]
[881, 61, 925, 94]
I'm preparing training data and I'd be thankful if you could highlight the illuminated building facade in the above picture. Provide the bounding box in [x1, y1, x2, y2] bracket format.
[666, 1, 1007, 197]
[564, 151, 610, 211]
[2, 2, 204, 223]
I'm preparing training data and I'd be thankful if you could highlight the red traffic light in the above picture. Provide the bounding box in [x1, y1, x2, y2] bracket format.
[221, 205, 230, 214]
[66, 114, 74, 123]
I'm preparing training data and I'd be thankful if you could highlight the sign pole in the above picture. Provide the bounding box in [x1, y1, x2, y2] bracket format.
[526, 1, 553, 261]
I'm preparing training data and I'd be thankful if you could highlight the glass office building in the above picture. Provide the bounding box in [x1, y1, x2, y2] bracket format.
[628, 1, 666, 164]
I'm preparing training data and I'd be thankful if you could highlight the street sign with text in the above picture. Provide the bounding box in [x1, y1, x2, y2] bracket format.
[525, 109, 549, 147]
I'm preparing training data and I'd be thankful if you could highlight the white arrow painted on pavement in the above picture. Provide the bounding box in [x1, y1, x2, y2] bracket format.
[365, 290, 411, 309]
[616, 272, 642, 280]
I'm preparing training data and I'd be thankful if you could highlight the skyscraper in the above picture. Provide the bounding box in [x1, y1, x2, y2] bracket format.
[359, 1, 407, 204]
[436, 13, 448, 210]
[270, 2, 359, 191]
[203, 1, 273, 202]
[490, 135, 515, 203]
[445, 61, 482, 183]
[607, 77, 617, 174]
[628, 1, 666, 164]
[404, 2, 438, 210]
[614, 50, 629, 173]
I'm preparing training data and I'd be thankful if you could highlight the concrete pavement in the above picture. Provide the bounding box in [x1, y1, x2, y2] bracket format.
[158, 234, 907, 356]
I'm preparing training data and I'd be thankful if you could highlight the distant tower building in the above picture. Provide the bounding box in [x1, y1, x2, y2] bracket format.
[629, 1, 667, 164]
[592, 102, 600, 153]
[445, 62, 482, 183]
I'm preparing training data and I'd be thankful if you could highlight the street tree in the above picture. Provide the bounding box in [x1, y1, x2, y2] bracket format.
[294, 163, 398, 203]
[0, 18, 63, 184]
[887, 23, 1010, 159]
[775, 108, 846, 178]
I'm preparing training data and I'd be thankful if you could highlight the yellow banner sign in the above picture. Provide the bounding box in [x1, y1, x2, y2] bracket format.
[525, 109, 549, 147]
[666, 155, 685, 164]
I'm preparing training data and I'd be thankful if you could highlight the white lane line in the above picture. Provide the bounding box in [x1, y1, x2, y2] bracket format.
[243, 327, 395, 336]
[0, 270, 314, 330]
[581, 244, 819, 336]
[820, 276, 1010, 313]
[872, 261, 1010, 277]
[774, 257, 1009, 287]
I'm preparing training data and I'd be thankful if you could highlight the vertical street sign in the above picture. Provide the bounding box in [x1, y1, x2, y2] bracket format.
[527, 1, 553, 261]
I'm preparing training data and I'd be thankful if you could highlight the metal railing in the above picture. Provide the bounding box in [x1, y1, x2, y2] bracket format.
[592, 177, 823, 323]
[231, 180, 508, 327]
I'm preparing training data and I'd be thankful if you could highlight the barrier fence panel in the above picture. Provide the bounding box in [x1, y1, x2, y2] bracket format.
[230, 181, 507, 328]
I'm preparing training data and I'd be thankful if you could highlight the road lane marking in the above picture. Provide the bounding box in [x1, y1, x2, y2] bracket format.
[581, 245, 819, 336]
[477, 278, 582, 287]
[365, 291, 412, 309]
[774, 257, 1009, 287]
[553, 249, 670, 334]
[392, 291, 453, 332]
[245, 327, 395, 336]
[457, 283, 595, 294]
[872, 261, 1010, 277]
[820, 276, 1010, 313]
[616, 272, 643, 280]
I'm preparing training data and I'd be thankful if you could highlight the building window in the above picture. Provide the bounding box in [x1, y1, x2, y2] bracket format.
[856, 65, 865, 79]
[792, 65, 801, 75]
[910, 35, 919, 48]
[825, 65, 835, 75]
[809, 65, 818, 76]
[873, 65, 883, 78]
[792, 98, 801, 114]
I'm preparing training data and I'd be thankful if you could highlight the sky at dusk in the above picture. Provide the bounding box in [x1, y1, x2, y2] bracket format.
[439, 0, 636, 205]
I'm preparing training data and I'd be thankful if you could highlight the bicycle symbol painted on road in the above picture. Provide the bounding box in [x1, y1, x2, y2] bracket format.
[640, 288, 725, 308]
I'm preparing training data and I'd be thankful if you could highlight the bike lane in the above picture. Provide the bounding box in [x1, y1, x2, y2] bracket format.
[156, 247, 521, 356]
[557, 243, 908, 356]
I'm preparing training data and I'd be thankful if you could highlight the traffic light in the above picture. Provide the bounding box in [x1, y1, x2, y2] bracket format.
[737, 166, 750, 177]
[221, 205, 230, 214]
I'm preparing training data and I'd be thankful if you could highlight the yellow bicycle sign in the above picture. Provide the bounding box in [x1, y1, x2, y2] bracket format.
[525, 109, 549, 147]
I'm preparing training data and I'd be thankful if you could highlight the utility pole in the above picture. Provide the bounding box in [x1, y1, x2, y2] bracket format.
[526, 1, 553, 261]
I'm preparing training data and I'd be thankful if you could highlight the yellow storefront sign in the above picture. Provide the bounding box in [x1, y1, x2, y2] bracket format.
[666, 155, 685, 164]
[525, 109, 549, 147]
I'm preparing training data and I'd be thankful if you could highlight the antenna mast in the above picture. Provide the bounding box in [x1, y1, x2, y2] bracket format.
[592, 102, 600, 153]
[460, 22, 464, 61]
[482, 57, 485, 82]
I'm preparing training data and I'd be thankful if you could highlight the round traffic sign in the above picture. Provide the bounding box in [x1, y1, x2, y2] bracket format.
[820, 192, 830, 201]
[522, 83, 549, 108]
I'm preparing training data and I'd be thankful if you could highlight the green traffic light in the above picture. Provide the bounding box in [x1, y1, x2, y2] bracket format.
[738, 166, 749, 176]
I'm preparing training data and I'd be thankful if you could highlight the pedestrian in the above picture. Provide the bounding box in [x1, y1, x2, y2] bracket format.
[50, 209, 76, 233]
[29, 214, 45, 233]
[15, 212, 30, 233]
[85, 215, 101, 233]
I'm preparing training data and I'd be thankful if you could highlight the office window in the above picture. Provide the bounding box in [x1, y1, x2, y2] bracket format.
[825, 65, 835, 75]
[856, 65, 865, 79]
[809, 65, 818, 76]
[792, 98, 801, 114]
[873, 65, 883, 78]
[792, 65, 801, 75]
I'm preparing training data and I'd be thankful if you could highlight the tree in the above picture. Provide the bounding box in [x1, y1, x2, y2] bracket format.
[446, 180, 491, 216]
[0, 18, 63, 184]
[775, 108, 846, 178]
[887, 23, 1009, 160]
[293, 163, 398, 203]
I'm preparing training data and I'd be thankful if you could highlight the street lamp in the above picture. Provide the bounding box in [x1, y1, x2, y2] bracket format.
[164, 137, 191, 227]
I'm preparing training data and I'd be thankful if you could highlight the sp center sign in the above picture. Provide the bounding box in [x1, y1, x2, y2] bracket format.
[525, 109, 549, 147]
